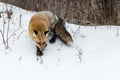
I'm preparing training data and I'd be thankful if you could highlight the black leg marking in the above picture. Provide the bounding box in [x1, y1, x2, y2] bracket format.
[36, 46, 43, 56]
[49, 34, 57, 43]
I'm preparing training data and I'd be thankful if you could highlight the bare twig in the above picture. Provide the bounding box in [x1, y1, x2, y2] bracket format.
[73, 25, 80, 37]
[2, 14, 5, 44]
[1, 13, 8, 49]
[17, 30, 27, 40]
[6, 27, 21, 42]
[0, 30, 3, 38]
[0, 30, 7, 49]
[19, 14, 22, 27]
[6, 19, 10, 49]
[5, 3, 8, 12]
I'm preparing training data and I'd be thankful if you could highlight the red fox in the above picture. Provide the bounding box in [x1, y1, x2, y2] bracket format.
[28, 11, 73, 56]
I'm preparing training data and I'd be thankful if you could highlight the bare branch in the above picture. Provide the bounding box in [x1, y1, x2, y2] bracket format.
[17, 30, 27, 40]
[6, 26, 21, 42]
[6, 19, 10, 49]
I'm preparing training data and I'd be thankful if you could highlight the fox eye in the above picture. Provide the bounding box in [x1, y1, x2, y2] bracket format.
[44, 31, 49, 35]
[33, 30, 38, 35]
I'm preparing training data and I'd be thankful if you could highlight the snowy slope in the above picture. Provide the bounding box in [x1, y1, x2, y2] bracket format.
[0, 2, 120, 80]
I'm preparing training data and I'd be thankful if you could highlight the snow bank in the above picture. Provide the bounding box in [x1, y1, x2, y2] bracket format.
[0, 2, 120, 80]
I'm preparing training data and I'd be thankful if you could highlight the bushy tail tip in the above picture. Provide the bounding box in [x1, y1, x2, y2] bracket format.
[67, 41, 73, 46]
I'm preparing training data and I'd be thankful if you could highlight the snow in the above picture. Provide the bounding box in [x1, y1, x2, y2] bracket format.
[0, 2, 120, 80]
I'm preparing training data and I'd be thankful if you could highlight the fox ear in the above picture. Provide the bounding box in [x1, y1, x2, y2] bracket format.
[33, 30, 38, 35]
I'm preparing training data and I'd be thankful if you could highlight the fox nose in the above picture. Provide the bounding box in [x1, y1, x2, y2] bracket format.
[40, 44, 47, 51]
[41, 49, 44, 51]
[40, 48, 44, 51]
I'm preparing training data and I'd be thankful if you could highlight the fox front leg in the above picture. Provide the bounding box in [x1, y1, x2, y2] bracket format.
[36, 46, 43, 56]
[49, 34, 57, 43]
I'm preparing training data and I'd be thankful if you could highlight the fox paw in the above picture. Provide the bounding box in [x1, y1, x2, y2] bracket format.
[36, 51, 43, 56]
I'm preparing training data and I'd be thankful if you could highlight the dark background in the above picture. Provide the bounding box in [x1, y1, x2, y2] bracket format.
[1, 0, 120, 25]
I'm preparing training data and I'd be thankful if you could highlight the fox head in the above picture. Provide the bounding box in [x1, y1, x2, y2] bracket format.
[29, 18, 50, 51]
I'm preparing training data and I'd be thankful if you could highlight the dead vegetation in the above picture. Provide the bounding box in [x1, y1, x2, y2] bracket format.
[0, 3, 23, 49]
[1, 0, 120, 25]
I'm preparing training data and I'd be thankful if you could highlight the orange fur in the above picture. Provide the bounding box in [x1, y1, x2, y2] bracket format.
[28, 12, 51, 50]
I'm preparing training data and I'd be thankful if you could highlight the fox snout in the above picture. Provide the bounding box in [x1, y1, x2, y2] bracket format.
[36, 42, 47, 51]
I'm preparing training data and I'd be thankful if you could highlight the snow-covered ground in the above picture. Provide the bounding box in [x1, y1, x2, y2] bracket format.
[0, 2, 120, 80]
